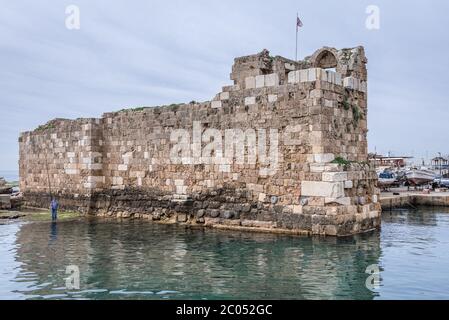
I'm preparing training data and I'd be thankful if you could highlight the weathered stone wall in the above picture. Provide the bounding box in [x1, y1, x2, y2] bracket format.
[19, 118, 103, 212]
[19, 46, 381, 236]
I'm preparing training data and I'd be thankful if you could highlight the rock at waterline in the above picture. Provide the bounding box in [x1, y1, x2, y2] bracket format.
[0, 177, 13, 194]
[0, 194, 11, 210]
[0, 210, 26, 220]
[0, 177, 23, 209]
[0, 187, 13, 194]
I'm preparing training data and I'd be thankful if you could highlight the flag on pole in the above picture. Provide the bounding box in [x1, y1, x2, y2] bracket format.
[295, 14, 303, 61]
[297, 15, 303, 28]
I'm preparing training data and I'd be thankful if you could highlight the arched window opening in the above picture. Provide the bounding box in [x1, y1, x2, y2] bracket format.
[315, 50, 338, 71]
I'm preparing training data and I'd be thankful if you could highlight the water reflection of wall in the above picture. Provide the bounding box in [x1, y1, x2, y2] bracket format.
[15, 220, 381, 299]
[181, 231, 382, 300]
[14, 221, 95, 297]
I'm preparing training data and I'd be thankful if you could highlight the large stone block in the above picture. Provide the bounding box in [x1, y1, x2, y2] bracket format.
[288, 71, 297, 84]
[317, 68, 327, 81]
[268, 94, 278, 103]
[310, 89, 322, 98]
[255, 75, 265, 88]
[244, 96, 256, 105]
[112, 177, 123, 185]
[245, 76, 255, 89]
[118, 164, 128, 171]
[325, 197, 351, 206]
[265, 73, 279, 87]
[322, 172, 348, 182]
[88, 164, 103, 170]
[335, 73, 342, 85]
[344, 180, 353, 189]
[211, 101, 222, 109]
[220, 92, 230, 100]
[313, 153, 335, 163]
[284, 63, 295, 71]
[299, 69, 308, 82]
[301, 181, 345, 198]
[308, 68, 319, 81]
[87, 176, 105, 183]
[360, 81, 368, 93]
[65, 169, 79, 175]
[174, 179, 184, 186]
[326, 70, 336, 83]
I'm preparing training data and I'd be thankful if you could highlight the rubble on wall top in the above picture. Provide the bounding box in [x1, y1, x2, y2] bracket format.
[231, 46, 367, 80]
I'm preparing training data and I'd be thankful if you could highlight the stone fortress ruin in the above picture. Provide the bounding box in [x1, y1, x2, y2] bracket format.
[19, 46, 381, 236]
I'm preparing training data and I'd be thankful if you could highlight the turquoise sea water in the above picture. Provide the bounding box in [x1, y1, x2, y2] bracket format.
[0, 207, 449, 300]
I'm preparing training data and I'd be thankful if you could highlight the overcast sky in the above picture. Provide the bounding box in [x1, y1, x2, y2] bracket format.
[1, 0, 448, 170]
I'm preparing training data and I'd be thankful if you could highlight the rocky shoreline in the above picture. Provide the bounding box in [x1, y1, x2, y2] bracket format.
[0, 176, 23, 210]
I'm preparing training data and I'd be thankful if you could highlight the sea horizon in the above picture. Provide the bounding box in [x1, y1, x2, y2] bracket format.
[0, 170, 19, 182]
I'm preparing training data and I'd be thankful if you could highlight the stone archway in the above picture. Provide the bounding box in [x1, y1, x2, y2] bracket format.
[312, 49, 338, 70]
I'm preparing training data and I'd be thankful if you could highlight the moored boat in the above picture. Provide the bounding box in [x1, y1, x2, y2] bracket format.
[406, 167, 436, 186]
[378, 171, 397, 187]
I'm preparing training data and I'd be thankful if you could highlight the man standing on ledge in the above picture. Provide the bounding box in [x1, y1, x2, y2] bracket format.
[50, 198, 59, 221]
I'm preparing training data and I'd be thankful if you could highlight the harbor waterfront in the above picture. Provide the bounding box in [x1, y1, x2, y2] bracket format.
[381, 189, 449, 210]
[0, 207, 448, 300]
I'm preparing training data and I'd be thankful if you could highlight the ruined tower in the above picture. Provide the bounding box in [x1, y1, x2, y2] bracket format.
[19, 46, 381, 236]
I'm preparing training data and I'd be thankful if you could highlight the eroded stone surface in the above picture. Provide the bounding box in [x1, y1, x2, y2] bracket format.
[19, 46, 380, 236]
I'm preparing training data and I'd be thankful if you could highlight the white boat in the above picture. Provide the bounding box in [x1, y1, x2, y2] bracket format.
[406, 167, 436, 186]
[378, 171, 396, 187]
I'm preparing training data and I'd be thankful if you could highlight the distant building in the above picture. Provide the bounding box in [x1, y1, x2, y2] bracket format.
[368, 154, 413, 168]
[431, 156, 449, 177]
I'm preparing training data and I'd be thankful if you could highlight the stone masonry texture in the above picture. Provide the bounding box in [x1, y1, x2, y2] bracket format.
[19, 46, 381, 236]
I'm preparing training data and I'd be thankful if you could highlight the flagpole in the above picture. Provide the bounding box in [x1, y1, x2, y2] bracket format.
[295, 12, 298, 61]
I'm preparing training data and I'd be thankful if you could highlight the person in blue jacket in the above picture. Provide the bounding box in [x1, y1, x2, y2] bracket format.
[50, 198, 59, 221]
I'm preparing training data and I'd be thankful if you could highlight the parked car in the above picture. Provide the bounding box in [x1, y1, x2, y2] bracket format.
[434, 176, 449, 188]
[439, 179, 449, 188]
